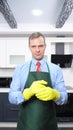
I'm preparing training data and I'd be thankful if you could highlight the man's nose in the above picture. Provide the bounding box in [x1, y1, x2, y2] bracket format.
[36, 47, 40, 51]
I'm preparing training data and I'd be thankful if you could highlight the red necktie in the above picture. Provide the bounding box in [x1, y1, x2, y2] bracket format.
[36, 62, 41, 72]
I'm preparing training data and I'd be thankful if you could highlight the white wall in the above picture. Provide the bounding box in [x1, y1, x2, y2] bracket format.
[62, 68, 73, 88]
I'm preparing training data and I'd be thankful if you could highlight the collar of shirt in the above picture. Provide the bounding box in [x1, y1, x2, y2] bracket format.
[30, 58, 48, 72]
[32, 57, 46, 65]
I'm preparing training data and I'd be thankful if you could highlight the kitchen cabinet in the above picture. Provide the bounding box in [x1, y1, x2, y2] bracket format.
[0, 94, 3, 121]
[0, 37, 31, 68]
[51, 42, 73, 55]
[0, 93, 20, 122]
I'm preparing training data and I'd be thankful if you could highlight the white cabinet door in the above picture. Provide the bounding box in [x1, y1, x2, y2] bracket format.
[0, 38, 7, 67]
[0, 37, 32, 68]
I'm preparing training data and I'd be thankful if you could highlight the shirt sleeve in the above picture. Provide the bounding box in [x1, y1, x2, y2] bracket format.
[8, 64, 28, 105]
[53, 66, 68, 105]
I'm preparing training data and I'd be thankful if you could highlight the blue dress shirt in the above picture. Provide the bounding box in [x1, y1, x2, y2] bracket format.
[8, 58, 68, 105]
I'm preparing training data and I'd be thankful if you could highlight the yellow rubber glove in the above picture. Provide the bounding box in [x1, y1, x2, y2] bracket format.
[22, 80, 47, 100]
[35, 86, 60, 101]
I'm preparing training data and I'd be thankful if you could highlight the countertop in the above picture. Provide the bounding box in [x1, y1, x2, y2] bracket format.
[0, 86, 73, 93]
[0, 88, 9, 93]
[0, 122, 73, 128]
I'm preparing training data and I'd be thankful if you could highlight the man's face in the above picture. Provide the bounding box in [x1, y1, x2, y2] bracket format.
[29, 36, 46, 60]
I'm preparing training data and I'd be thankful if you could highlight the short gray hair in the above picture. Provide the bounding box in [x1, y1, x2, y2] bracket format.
[29, 32, 45, 44]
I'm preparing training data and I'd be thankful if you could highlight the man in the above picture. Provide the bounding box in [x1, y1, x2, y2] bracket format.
[8, 32, 68, 130]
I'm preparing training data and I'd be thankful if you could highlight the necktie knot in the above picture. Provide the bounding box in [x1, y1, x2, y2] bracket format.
[36, 62, 41, 72]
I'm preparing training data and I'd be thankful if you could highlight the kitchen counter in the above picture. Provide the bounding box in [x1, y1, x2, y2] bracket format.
[0, 122, 73, 128]
[0, 86, 73, 93]
[58, 122, 73, 128]
[0, 88, 9, 93]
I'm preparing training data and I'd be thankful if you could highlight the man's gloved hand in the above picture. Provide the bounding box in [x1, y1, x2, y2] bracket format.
[22, 80, 47, 100]
[35, 86, 60, 101]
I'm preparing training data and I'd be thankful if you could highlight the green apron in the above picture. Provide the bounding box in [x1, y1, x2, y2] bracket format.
[17, 62, 58, 130]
